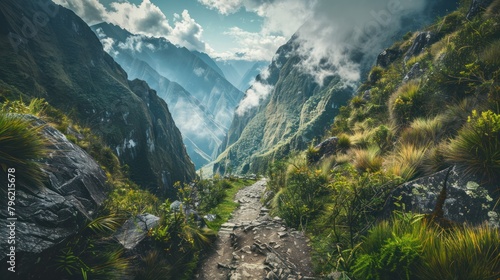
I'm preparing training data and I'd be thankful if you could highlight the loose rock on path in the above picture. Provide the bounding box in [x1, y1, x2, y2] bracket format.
[196, 179, 316, 280]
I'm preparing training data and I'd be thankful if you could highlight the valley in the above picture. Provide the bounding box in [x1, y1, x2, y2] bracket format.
[0, 0, 499, 279]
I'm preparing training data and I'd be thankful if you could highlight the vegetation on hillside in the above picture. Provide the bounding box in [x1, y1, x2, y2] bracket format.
[263, 0, 500, 278]
[0, 90, 255, 279]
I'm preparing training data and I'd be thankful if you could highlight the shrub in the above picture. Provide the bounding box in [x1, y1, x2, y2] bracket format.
[352, 147, 383, 173]
[443, 110, 500, 180]
[274, 165, 328, 229]
[369, 66, 384, 83]
[389, 81, 424, 127]
[350, 95, 366, 108]
[0, 112, 47, 187]
[198, 179, 228, 211]
[372, 125, 394, 151]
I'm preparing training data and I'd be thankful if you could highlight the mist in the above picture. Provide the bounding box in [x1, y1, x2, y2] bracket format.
[294, 0, 446, 85]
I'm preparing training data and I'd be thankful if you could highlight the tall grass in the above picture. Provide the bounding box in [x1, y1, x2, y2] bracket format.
[354, 214, 500, 280]
[352, 147, 383, 173]
[443, 110, 500, 180]
[0, 112, 47, 187]
[400, 116, 444, 147]
[386, 144, 427, 181]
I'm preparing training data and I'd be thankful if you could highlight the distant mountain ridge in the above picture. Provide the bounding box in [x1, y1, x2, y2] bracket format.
[91, 23, 244, 167]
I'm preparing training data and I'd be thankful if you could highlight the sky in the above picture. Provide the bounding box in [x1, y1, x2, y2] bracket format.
[53, 0, 305, 61]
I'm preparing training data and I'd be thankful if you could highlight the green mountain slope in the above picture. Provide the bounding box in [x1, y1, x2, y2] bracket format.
[214, 38, 352, 175]
[0, 0, 195, 196]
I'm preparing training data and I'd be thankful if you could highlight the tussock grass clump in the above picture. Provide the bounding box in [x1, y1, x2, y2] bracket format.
[0, 112, 47, 187]
[352, 146, 383, 173]
[350, 130, 374, 149]
[354, 214, 500, 280]
[337, 133, 352, 152]
[400, 116, 444, 147]
[480, 39, 500, 66]
[386, 144, 427, 181]
[443, 110, 500, 180]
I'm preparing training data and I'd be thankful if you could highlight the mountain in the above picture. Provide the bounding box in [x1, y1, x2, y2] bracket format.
[214, 1, 459, 175]
[214, 37, 353, 175]
[0, 0, 195, 196]
[91, 23, 245, 168]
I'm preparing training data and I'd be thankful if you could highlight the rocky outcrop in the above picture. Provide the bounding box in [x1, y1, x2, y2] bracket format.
[403, 62, 425, 83]
[115, 214, 160, 250]
[0, 0, 195, 194]
[384, 167, 499, 227]
[0, 116, 107, 269]
[377, 49, 401, 68]
[314, 137, 339, 159]
[467, 0, 494, 19]
[404, 32, 435, 62]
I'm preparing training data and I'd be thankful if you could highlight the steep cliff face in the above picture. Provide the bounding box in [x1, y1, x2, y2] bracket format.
[215, 38, 353, 174]
[90, 23, 244, 168]
[0, 0, 195, 195]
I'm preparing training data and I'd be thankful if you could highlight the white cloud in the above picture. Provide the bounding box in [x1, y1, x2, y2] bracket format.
[117, 35, 149, 52]
[95, 28, 119, 56]
[170, 10, 207, 52]
[197, 0, 243, 15]
[236, 81, 274, 115]
[106, 0, 172, 37]
[213, 27, 286, 61]
[55, 0, 210, 52]
[53, 0, 108, 25]
[193, 67, 205, 77]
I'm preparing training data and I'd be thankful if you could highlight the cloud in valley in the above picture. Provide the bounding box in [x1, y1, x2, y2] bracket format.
[236, 80, 274, 116]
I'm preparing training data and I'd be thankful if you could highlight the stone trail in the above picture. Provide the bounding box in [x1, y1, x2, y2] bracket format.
[195, 179, 316, 280]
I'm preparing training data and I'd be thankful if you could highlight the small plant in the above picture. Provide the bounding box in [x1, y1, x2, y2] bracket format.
[443, 110, 500, 180]
[369, 66, 384, 83]
[372, 125, 394, 151]
[274, 164, 328, 229]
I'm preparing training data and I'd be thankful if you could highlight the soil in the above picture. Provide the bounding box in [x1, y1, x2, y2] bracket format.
[195, 179, 317, 280]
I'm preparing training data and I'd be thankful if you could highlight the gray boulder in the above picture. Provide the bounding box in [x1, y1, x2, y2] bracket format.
[0, 116, 107, 257]
[385, 167, 499, 227]
[114, 214, 160, 250]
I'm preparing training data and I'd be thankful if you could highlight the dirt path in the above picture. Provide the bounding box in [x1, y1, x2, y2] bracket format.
[195, 179, 316, 280]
